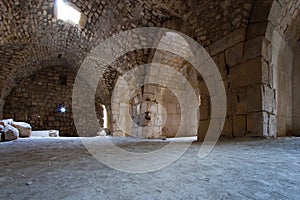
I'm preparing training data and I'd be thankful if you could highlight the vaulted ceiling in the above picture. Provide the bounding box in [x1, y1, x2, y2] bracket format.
[0, 0, 261, 103]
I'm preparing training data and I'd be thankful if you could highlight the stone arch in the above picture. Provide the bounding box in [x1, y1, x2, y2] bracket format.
[262, 0, 300, 136]
[150, 17, 203, 139]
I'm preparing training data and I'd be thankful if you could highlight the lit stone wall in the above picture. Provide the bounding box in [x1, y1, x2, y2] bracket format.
[130, 84, 181, 139]
[292, 41, 300, 135]
[262, 0, 300, 136]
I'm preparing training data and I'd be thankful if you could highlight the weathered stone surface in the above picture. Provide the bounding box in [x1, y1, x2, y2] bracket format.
[4, 125, 19, 141]
[97, 128, 108, 136]
[243, 37, 264, 61]
[225, 42, 244, 67]
[49, 130, 59, 137]
[3, 66, 105, 137]
[0, 125, 4, 132]
[229, 58, 262, 89]
[268, 114, 277, 137]
[209, 28, 246, 56]
[129, 84, 181, 139]
[246, 22, 268, 40]
[247, 112, 268, 137]
[249, 0, 273, 23]
[0, 119, 13, 127]
[12, 122, 31, 138]
[0, 125, 4, 141]
[198, 120, 209, 141]
[221, 117, 233, 137]
[233, 115, 247, 137]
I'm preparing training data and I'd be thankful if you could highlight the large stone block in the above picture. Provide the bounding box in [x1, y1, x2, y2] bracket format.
[12, 122, 32, 137]
[244, 37, 264, 61]
[225, 42, 244, 67]
[246, 86, 263, 113]
[247, 112, 268, 136]
[4, 125, 19, 141]
[233, 115, 247, 137]
[221, 117, 233, 137]
[268, 114, 277, 137]
[267, 0, 283, 25]
[262, 85, 276, 114]
[0, 119, 13, 127]
[235, 89, 247, 115]
[249, 0, 273, 23]
[246, 22, 268, 40]
[199, 96, 210, 120]
[209, 28, 246, 56]
[198, 120, 209, 141]
[230, 57, 262, 89]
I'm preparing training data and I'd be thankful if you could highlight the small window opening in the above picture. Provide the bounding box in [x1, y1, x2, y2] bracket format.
[55, 0, 86, 27]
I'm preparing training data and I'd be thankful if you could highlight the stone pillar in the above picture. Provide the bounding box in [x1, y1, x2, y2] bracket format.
[292, 42, 300, 135]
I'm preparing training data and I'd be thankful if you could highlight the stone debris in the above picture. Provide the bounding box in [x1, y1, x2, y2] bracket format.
[97, 128, 110, 136]
[0, 119, 13, 127]
[0, 125, 4, 141]
[49, 130, 59, 137]
[12, 122, 32, 137]
[0, 119, 32, 141]
[4, 125, 19, 141]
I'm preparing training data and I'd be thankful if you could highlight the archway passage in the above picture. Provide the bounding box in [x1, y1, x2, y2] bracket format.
[129, 84, 182, 139]
[261, 0, 300, 137]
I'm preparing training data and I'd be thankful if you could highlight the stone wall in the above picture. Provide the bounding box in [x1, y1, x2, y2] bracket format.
[130, 84, 181, 138]
[3, 65, 104, 136]
[0, 99, 5, 119]
[292, 41, 300, 135]
[263, 0, 300, 136]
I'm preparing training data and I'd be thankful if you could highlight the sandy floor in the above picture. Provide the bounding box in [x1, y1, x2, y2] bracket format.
[0, 136, 299, 200]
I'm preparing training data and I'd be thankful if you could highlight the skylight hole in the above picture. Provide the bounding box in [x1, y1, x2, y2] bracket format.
[55, 0, 85, 27]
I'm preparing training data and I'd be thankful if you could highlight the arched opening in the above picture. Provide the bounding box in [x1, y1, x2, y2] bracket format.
[109, 29, 200, 139]
[129, 83, 181, 139]
[263, 0, 300, 137]
[102, 104, 108, 129]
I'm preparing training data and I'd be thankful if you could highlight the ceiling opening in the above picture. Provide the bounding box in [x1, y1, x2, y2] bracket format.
[55, 0, 86, 27]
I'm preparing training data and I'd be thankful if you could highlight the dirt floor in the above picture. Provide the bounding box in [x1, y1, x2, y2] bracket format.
[0, 136, 299, 200]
